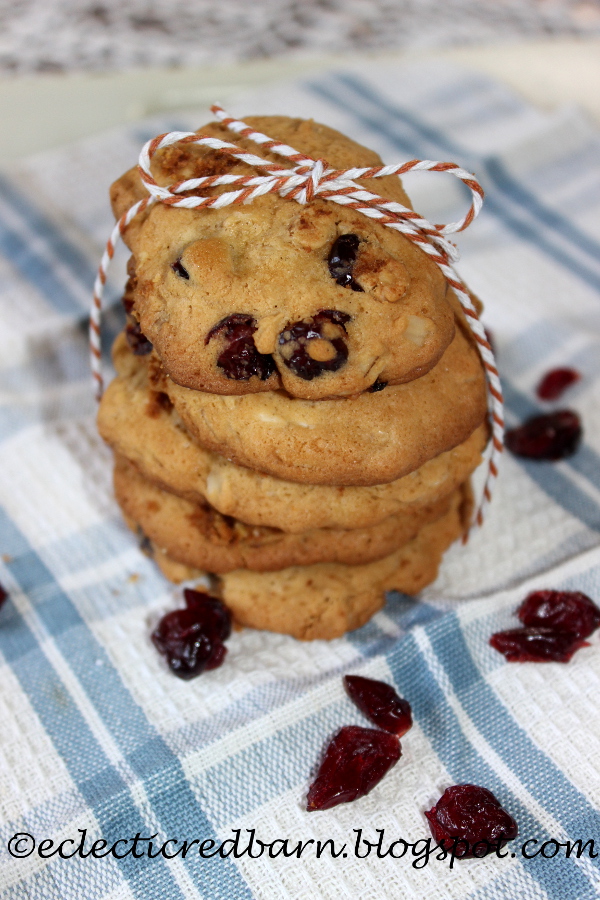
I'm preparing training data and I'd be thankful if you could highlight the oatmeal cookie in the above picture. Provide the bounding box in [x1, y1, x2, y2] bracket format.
[113, 453, 458, 572]
[145, 486, 468, 640]
[99, 343, 487, 531]
[131, 311, 487, 486]
[110, 115, 456, 400]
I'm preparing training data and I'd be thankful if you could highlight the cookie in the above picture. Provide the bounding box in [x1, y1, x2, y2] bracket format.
[99, 344, 488, 531]
[147, 486, 468, 640]
[110, 115, 456, 400]
[126, 309, 487, 487]
[114, 452, 459, 572]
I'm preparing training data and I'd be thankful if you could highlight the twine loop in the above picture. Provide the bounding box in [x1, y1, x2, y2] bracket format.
[90, 103, 503, 532]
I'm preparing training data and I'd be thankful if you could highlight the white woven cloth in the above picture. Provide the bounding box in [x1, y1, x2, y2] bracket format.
[1, 59, 600, 899]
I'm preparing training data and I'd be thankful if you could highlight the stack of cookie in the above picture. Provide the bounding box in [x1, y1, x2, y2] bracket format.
[97, 115, 488, 639]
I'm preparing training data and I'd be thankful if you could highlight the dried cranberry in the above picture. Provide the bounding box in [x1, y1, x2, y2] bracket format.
[306, 726, 401, 811]
[536, 368, 580, 401]
[0, 583, 7, 608]
[505, 410, 582, 460]
[425, 785, 518, 858]
[125, 318, 153, 356]
[489, 627, 588, 663]
[518, 589, 600, 640]
[183, 588, 231, 642]
[137, 528, 153, 556]
[171, 258, 190, 279]
[122, 296, 134, 315]
[368, 379, 388, 393]
[278, 310, 351, 380]
[328, 233, 364, 292]
[344, 675, 412, 736]
[206, 314, 275, 382]
[151, 590, 232, 679]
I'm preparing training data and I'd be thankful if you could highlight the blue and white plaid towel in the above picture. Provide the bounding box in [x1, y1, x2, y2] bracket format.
[1, 59, 600, 899]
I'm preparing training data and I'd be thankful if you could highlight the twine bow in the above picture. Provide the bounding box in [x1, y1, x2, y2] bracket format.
[91, 103, 503, 533]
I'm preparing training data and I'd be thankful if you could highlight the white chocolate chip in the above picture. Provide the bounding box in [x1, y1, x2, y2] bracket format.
[288, 208, 336, 251]
[205, 470, 224, 503]
[256, 411, 287, 424]
[404, 315, 434, 347]
[354, 252, 410, 302]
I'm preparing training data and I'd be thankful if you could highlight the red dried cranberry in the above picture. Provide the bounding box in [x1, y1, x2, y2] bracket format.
[518, 589, 600, 640]
[328, 234, 364, 292]
[0, 583, 7, 608]
[536, 368, 580, 401]
[489, 626, 588, 663]
[505, 410, 582, 460]
[206, 314, 275, 382]
[306, 725, 401, 811]
[425, 785, 518, 858]
[344, 675, 412, 736]
[171, 258, 190, 279]
[122, 295, 134, 315]
[368, 379, 388, 393]
[125, 318, 153, 356]
[137, 528, 153, 556]
[278, 310, 351, 380]
[183, 588, 231, 642]
[151, 590, 232, 679]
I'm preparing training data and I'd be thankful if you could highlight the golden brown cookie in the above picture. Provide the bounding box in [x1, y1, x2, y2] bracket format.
[114, 453, 458, 572]
[110, 115, 456, 400]
[99, 343, 487, 531]
[134, 312, 487, 487]
[145, 487, 467, 639]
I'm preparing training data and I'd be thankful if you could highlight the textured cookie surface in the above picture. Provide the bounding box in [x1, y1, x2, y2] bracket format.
[99, 349, 487, 531]
[110, 115, 456, 400]
[113, 453, 458, 572]
[148, 487, 467, 640]
[130, 311, 487, 486]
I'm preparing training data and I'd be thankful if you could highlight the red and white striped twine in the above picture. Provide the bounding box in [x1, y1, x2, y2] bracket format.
[91, 103, 503, 534]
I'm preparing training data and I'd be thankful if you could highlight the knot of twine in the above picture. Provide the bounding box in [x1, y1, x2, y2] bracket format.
[90, 103, 503, 533]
